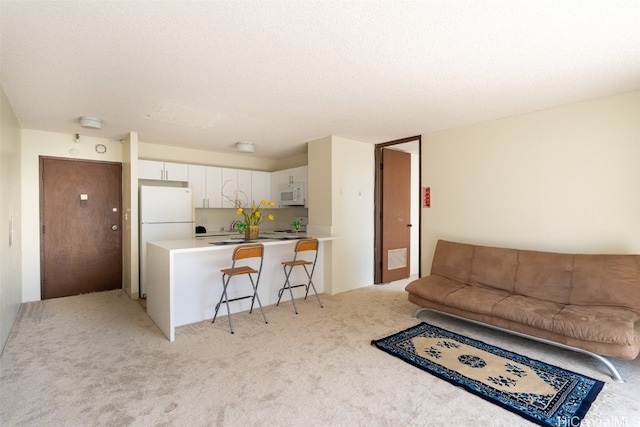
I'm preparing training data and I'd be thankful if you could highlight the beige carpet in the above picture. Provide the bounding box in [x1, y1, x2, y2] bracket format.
[1, 280, 639, 426]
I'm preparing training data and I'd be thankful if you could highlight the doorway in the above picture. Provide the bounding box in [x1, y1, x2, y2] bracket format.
[40, 157, 123, 299]
[374, 136, 421, 284]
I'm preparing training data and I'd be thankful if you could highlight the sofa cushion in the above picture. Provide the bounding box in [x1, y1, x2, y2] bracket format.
[553, 305, 640, 345]
[514, 250, 573, 304]
[443, 285, 510, 315]
[470, 245, 518, 292]
[405, 275, 466, 305]
[430, 240, 474, 284]
[493, 295, 564, 331]
[570, 255, 640, 311]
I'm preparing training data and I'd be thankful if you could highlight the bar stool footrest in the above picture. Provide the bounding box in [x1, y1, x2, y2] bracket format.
[277, 283, 307, 298]
[217, 294, 255, 306]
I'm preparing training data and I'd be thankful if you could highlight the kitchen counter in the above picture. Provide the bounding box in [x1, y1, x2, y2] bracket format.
[146, 233, 333, 341]
[195, 232, 232, 238]
[195, 229, 306, 237]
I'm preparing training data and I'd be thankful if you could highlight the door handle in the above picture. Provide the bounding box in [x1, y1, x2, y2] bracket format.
[112, 225, 119, 231]
[407, 224, 412, 227]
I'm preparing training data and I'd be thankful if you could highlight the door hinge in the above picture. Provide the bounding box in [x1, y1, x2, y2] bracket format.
[42, 224, 45, 234]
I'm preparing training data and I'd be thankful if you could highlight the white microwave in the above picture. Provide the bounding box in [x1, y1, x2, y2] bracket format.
[279, 183, 305, 206]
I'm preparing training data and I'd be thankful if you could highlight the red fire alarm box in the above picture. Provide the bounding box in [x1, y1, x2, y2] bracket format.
[423, 187, 431, 208]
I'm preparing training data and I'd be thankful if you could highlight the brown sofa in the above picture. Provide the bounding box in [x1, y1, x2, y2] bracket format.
[406, 239, 640, 382]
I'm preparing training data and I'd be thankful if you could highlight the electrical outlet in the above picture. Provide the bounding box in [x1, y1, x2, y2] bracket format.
[201, 217, 208, 224]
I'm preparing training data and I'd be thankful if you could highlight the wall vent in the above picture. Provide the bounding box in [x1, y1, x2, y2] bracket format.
[387, 248, 407, 270]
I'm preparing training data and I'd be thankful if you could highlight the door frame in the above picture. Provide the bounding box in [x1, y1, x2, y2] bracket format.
[374, 135, 422, 284]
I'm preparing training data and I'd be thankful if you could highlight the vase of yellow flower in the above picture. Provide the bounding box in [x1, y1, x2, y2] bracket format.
[236, 200, 275, 240]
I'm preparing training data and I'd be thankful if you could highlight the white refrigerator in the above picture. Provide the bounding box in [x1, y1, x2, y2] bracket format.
[140, 186, 194, 297]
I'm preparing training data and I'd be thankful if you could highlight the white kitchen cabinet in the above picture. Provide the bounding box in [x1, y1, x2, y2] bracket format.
[206, 167, 223, 208]
[139, 160, 189, 182]
[222, 168, 252, 208]
[237, 169, 251, 207]
[189, 165, 206, 207]
[251, 171, 271, 205]
[221, 168, 236, 208]
[272, 166, 307, 187]
[138, 160, 164, 180]
[270, 169, 287, 197]
[290, 166, 308, 185]
[165, 162, 189, 181]
[189, 165, 222, 208]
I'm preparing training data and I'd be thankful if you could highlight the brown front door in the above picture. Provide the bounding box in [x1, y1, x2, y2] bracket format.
[40, 157, 122, 299]
[380, 148, 412, 282]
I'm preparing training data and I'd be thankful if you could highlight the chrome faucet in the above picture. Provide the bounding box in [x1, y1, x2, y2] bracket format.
[230, 220, 241, 231]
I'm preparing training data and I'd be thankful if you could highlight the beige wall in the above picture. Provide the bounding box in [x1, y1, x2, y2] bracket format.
[11, 89, 640, 307]
[308, 135, 375, 294]
[138, 141, 306, 171]
[421, 90, 640, 273]
[19, 132, 309, 302]
[307, 136, 332, 227]
[21, 130, 124, 302]
[122, 132, 138, 298]
[1, 86, 23, 351]
[331, 136, 375, 293]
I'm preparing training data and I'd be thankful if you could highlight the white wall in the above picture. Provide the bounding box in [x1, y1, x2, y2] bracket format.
[421, 90, 640, 273]
[0, 86, 23, 352]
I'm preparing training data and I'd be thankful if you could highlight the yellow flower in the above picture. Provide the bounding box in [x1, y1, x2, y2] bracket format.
[236, 200, 276, 226]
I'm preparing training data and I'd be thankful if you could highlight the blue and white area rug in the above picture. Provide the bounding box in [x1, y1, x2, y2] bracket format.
[372, 322, 604, 427]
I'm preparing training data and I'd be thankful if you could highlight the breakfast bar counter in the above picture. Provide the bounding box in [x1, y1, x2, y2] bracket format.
[146, 234, 333, 341]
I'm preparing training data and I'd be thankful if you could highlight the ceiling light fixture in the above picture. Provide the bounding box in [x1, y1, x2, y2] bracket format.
[79, 116, 102, 129]
[236, 141, 255, 153]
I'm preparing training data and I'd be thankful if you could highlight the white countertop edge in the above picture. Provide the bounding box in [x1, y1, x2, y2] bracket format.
[148, 235, 336, 253]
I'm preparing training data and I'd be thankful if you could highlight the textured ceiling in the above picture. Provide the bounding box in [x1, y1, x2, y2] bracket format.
[1, 1, 639, 159]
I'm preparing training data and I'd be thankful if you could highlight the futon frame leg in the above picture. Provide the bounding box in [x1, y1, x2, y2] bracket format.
[413, 307, 626, 383]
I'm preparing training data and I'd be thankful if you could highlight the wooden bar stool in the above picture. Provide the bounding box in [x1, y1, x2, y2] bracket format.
[212, 243, 268, 334]
[276, 238, 324, 314]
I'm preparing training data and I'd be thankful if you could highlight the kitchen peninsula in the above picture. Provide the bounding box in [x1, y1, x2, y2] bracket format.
[146, 234, 333, 341]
